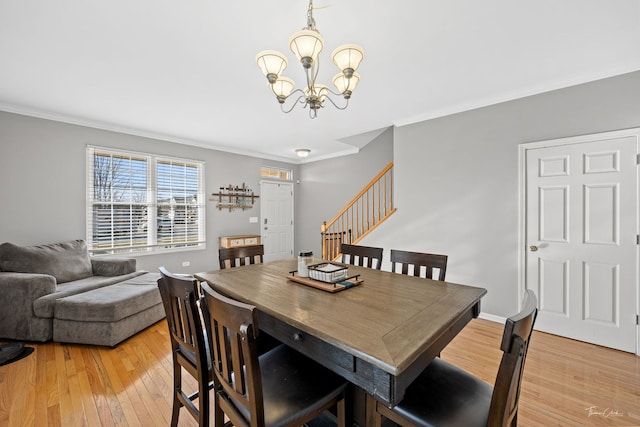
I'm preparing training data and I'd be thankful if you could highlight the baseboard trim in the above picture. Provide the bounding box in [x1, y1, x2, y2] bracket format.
[478, 312, 506, 324]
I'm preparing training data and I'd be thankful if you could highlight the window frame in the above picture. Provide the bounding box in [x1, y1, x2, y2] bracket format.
[86, 145, 206, 256]
[260, 166, 293, 181]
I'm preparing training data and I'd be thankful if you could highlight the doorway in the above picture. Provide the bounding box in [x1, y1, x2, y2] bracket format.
[260, 181, 294, 262]
[520, 128, 639, 354]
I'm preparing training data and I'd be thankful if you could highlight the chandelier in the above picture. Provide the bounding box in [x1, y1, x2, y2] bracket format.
[255, 0, 364, 119]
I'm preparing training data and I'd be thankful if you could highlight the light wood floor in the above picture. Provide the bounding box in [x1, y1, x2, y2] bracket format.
[1, 318, 639, 427]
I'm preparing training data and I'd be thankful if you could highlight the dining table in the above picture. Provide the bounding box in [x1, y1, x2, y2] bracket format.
[195, 259, 487, 426]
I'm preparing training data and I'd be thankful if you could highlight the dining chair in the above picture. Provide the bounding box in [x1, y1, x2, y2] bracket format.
[340, 243, 383, 270]
[219, 244, 264, 269]
[157, 267, 215, 427]
[218, 245, 281, 354]
[390, 249, 448, 281]
[200, 282, 348, 427]
[371, 289, 538, 427]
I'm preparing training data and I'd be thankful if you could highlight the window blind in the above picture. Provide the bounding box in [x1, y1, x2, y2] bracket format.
[86, 146, 205, 255]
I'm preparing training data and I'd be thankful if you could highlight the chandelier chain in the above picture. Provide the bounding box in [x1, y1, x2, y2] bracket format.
[306, 0, 316, 30]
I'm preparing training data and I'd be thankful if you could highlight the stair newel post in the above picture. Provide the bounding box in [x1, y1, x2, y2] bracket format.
[321, 221, 328, 260]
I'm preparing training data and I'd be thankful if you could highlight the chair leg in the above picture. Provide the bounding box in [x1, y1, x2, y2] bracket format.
[336, 394, 346, 427]
[366, 394, 382, 427]
[171, 358, 182, 427]
[213, 392, 225, 427]
[198, 375, 210, 427]
[373, 405, 383, 427]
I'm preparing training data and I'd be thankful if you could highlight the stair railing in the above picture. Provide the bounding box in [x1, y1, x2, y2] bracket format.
[321, 161, 396, 260]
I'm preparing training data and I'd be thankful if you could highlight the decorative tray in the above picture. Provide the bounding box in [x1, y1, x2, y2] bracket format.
[287, 270, 362, 293]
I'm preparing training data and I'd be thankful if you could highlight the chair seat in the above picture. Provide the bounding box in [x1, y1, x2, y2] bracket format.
[178, 335, 212, 370]
[235, 344, 348, 427]
[392, 357, 493, 427]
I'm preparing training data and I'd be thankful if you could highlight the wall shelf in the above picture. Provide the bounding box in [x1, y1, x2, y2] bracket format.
[210, 183, 259, 211]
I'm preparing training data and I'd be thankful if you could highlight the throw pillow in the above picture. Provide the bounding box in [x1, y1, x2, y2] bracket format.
[0, 239, 93, 283]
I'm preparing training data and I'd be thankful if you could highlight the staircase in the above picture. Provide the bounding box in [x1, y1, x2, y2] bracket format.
[321, 161, 396, 260]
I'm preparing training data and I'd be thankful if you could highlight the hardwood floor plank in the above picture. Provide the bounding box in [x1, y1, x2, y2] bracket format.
[95, 348, 131, 426]
[118, 335, 172, 427]
[1, 318, 639, 427]
[107, 346, 149, 427]
[63, 348, 89, 427]
[33, 342, 48, 427]
[441, 318, 640, 427]
[2, 346, 33, 426]
[83, 346, 116, 427]
[54, 345, 77, 426]
[46, 404, 61, 427]
[129, 339, 173, 415]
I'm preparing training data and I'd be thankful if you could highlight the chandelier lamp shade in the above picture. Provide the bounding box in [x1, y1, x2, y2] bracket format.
[256, 0, 364, 118]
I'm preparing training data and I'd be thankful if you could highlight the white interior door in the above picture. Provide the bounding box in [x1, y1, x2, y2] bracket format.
[260, 181, 294, 262]
[523, 129, 638, 353]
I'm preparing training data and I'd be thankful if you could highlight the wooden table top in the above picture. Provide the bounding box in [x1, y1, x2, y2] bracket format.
[196, 259, 487, 376]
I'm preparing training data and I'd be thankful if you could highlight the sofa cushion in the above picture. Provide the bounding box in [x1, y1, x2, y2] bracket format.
[33, 271, 146, 318]
[54, 273, 162, 322]
[0, 240, 93, 284]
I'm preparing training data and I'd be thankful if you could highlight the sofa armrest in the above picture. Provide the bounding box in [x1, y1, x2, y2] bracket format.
[0, 272, 57, 298]
[0, 272, 57, 341]
[91, 257, 137, 276]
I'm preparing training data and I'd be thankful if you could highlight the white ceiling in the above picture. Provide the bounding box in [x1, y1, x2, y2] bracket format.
[1, 1, 639, 163]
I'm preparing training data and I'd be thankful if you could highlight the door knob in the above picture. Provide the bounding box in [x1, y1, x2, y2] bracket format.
[529, 245, 538, 252]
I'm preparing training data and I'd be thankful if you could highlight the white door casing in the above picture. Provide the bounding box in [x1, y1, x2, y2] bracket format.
[519, 128, 639, 354]
[260, 181, 294, 263]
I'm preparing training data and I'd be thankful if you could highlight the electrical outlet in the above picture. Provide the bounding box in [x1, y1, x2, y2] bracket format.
[182, 261, 190, 267]
[249, 216, 258, 223]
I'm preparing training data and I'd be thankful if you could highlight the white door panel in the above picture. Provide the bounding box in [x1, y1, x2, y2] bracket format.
[260, 181, 293, 262]
[524, 130, 638, 353]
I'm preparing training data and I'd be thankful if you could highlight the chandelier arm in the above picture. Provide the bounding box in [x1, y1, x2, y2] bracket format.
[279, 90, 307, 114]
[323, 86, 347, 97]
[322, 94, 349, 110]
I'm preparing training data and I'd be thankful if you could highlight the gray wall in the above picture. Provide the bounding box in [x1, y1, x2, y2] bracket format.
[295, 127, 394, 257]
[0, 111, 297, 274]
[361, 70, 640, 317]
[2, 70, 639, 318]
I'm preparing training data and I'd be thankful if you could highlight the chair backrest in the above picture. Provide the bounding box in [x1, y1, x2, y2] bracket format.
[488, 289, 538, 427]
[340, 243, 383, 270]
[219, 245, 264, 270]
[390, 249, 448, 281]
[201, 283, 263, 427]
[157, 267, 209, 371]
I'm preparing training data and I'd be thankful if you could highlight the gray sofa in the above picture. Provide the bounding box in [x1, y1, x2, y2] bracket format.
[0, 239, 165, 346]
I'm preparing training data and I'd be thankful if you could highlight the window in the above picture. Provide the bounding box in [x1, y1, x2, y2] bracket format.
[260, 166, 292, 181]
[86, 146, 205, 255]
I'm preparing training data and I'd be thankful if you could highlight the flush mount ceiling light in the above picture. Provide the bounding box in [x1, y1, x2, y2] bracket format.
[295, 148, 311, 158]
[256, 0, 364, 119]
